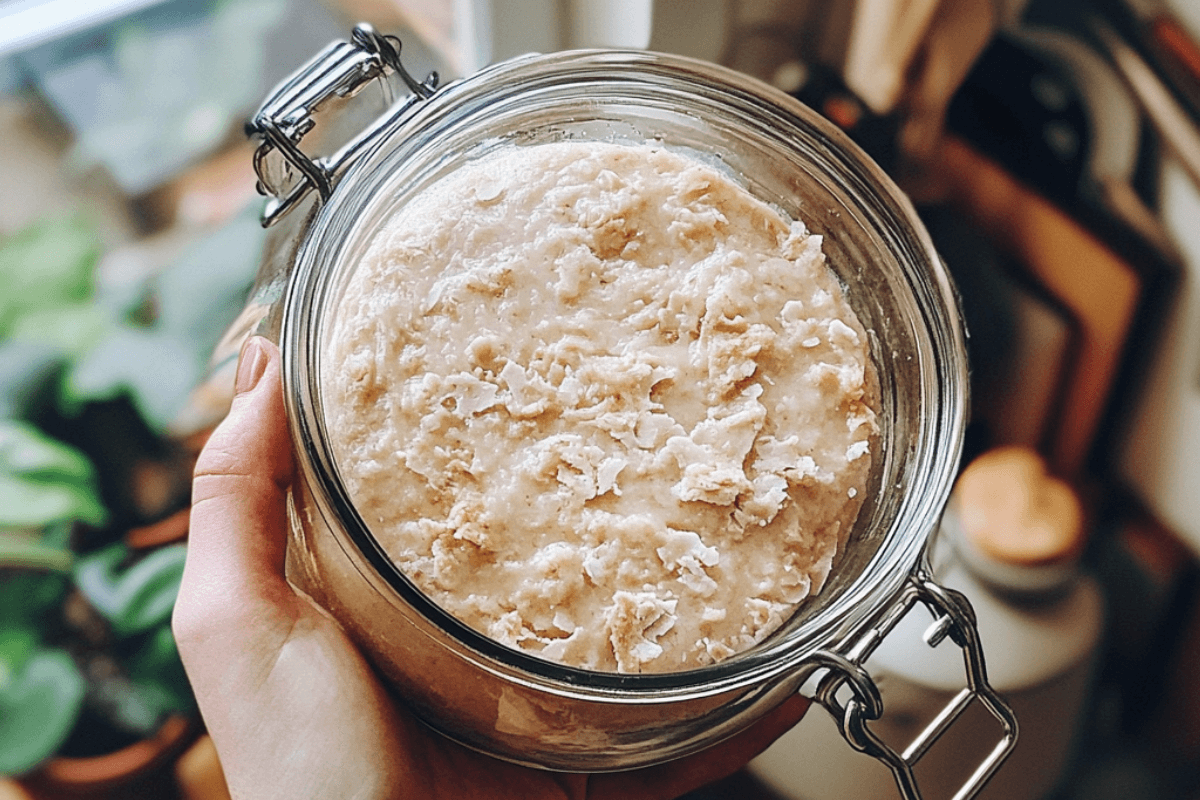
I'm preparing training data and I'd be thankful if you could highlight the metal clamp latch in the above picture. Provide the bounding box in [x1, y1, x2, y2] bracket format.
[248, 24, 438, 227]
[811, 575, 1018, 800]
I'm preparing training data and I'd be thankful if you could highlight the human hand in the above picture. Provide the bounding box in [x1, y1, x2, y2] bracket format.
[174, 336, 809, 800]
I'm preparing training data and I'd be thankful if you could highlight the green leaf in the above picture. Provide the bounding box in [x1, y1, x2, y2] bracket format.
[0, 572, 69, 690]
[70, 542, 125, 618]
[0, 571, 69, 627]
[8, 302, 118, 356]
[0, 480, 106, 530]
[91, 664, 186, 737]
[125, 625, 193, 715]
[154, 209, 264, 353]
[0, 421, 106, 527]
[0, 420, 94, 483]
[0, 628, 39, 690]
[59, 326, 202, 433]
[73, 543, 187, 637]
[0, 340, 64, 419]
[0, 216, 100, 337]
[124, 624, 179, 682]
[0, 648, 86, 775]
[47, 206, 265, 433]
[97, 675, 168, 736]
[40, 521, 74, 550]
[0, 530, 74, 572]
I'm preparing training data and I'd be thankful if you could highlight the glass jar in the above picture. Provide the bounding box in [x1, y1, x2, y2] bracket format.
[236, 24, 1016, 800]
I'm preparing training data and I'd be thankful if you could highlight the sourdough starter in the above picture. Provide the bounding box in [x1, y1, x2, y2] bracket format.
[323, 141, 878, 673]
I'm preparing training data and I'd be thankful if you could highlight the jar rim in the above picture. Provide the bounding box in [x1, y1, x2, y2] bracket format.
[280, 47, 970, 695]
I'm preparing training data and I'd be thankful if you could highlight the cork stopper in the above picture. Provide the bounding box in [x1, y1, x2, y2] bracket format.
[952, 446, 1084, 576]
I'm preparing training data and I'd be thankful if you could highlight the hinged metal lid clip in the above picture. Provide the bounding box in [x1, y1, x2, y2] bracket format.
[810, 575, 1019, 800]
[248, 23, 438, 227]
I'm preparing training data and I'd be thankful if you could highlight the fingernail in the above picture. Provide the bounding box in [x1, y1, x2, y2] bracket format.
[235, 337, 268, 395]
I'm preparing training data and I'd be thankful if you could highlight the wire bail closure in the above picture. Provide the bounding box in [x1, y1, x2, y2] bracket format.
[810, 574, 1018, 800]
[248, 23, 438, 227]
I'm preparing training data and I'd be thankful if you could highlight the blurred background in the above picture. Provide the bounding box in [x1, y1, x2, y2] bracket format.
[1, 0, 1199, 798]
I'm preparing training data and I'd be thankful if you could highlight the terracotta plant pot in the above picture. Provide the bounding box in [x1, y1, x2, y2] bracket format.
[13, 513, 199, 800]
[18, 715, 199, 800]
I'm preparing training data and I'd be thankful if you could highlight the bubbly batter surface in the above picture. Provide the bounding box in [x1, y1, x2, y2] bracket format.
[324, 141, 878, 673]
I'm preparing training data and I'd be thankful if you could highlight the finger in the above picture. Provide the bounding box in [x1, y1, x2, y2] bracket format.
[588, 694, 810, 800]
[176, 336, 296, 644]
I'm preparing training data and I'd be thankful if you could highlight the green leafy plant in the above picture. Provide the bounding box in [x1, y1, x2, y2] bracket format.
[0, 571, 82, 776]
[0, 423, 97, 776]
[0, 210, 261, 776]
[0, 420, 107, 535]
[0, 554, 193, 776]
[1, 208, 262, 433]
[0, 216, 99, 339]
[0, 650, 88, 777]
[69, 540, 193, 737]
[0, 420, 193, 776]
[0, 216, 103, 421]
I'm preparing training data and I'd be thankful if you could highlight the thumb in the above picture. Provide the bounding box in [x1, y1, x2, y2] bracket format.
[176, 336, 297, 651]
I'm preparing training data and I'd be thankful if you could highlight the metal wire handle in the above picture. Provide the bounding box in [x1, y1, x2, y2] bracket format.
[247, 23, 438, 227]
[811, 575, 1018, 800]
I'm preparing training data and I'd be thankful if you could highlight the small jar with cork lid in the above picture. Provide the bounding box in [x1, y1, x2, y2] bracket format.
[952, 447, 1092, 603]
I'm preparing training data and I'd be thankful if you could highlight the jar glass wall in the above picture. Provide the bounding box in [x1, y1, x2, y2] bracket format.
[272, 49, 968, 770]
